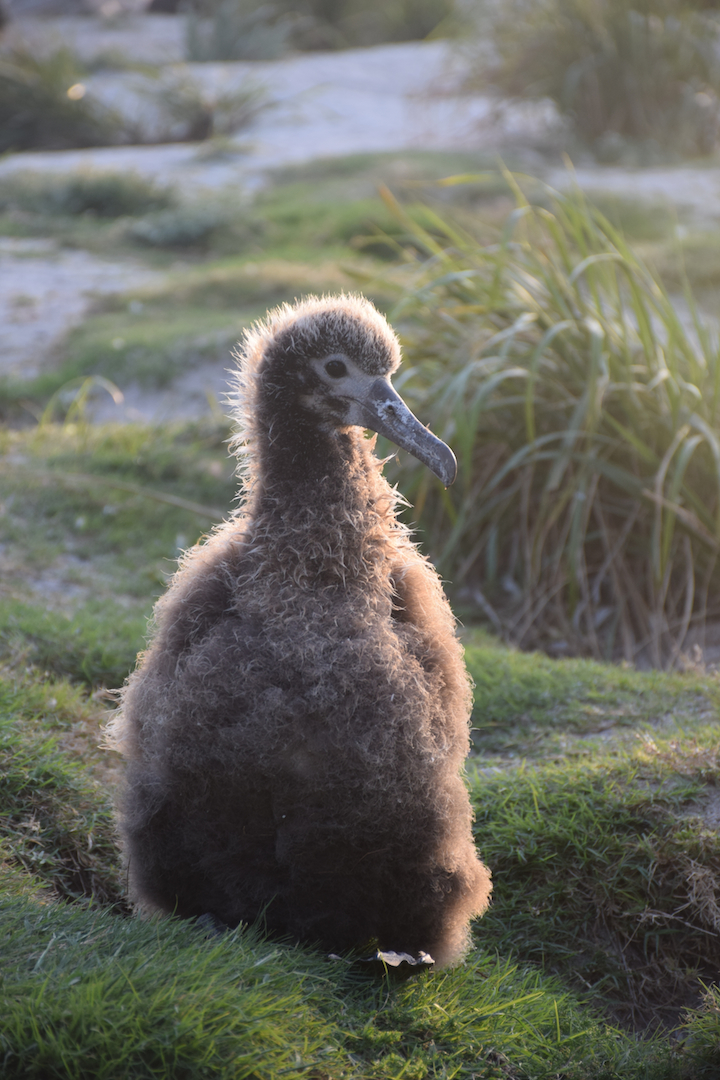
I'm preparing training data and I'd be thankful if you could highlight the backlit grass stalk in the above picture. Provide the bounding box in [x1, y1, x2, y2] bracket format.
[383, 176, 720, 667]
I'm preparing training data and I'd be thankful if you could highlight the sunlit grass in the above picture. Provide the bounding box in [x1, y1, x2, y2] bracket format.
[464, 631, 720, 757]
[0, 893, 631, 1080]
[382, 173, 720, 667]
[2, 657, 720, 1076]
[471, 736, 720, 1031]
[0, 672, 122, 906]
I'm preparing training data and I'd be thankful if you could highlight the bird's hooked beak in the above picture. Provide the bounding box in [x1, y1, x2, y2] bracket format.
[360, 378, 457, 488]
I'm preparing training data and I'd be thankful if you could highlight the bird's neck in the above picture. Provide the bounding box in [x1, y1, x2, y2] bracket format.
[244, 423, 401, 590]
[258, 407, 346, 492]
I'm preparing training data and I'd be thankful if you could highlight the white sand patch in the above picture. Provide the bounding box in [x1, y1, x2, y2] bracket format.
[547, 163, 720, 227]
[0, 239, 161, 381]
[89, 359, 235, 424]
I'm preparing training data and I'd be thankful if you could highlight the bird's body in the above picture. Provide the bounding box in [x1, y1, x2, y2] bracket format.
[111, 295, 491, 967]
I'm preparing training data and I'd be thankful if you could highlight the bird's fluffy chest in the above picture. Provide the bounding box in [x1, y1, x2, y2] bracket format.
[174, 581, 445, 773]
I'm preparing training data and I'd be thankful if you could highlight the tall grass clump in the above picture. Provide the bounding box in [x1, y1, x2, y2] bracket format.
[384, 176, 720, 667]
[0, 49, 123, 153]
[185, 0, 459, 57]
[0, 171, 174, 219]
[144, 67, 267, 140]
[185, 0, 295, 60]
[288, 0, 458, 49]
[476, 0, 720, 158]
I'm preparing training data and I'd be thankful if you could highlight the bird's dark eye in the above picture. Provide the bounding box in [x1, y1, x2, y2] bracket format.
[325, 359, 348, 379]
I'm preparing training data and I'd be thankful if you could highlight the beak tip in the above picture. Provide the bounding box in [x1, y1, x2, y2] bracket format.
[436, 448, 458, 488]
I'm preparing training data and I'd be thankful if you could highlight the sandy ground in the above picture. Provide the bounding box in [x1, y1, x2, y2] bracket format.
[0, 238, 161, 383]
[90, 356, 238, 423]
[1, 15, 719, 422]
[3, 12, 189, 64]
[0, 35, 562, 189]
[547, 163, 720, 227]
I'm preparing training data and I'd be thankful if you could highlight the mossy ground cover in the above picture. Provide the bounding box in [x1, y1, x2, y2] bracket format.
[0, 420, 234, 684]
[2, 152, 720, 1077]
[1, 890, 657, 1080]
[0, 672, 122, 908]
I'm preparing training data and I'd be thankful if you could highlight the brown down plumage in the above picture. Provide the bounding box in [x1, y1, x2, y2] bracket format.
[108, 293, 492, 968]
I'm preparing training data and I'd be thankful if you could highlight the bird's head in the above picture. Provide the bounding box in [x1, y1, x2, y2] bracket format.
[233, 294, 457, 487]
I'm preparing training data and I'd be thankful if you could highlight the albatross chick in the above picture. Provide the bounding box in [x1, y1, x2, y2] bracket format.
[109, 294, 492, 968]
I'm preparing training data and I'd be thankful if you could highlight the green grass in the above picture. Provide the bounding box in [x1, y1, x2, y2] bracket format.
[0, 156, 456, 415]
[0, 189, 254, 263]
[0, 421, 235, 684]
[0, 600, 148, 688]
[0, 171, 175, 219]
[641, 228, 720, 298]
[186, 0, 460, 58]
[32, 307, 246, 394]
[3, 415, 720, 1067]
[2, 424, 720, 1072]
[8, 153, 699, 416]
[0, 672, 123, 907]
[473, 0, 720, 159]
[2, 656, 720, 1077]
[0, 902, 341, 1080]
[588, 194, 676, 245]
[379, 173, 720, 667]
[472, 740, 720, 1031]
[1, 891, 656, 1080]
[464, 631, 720, 757]
[463, 637, 720, 1033]
[0, 152, 524, 425]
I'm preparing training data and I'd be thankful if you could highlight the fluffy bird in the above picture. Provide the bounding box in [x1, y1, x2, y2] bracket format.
[110, 294, 491, 967]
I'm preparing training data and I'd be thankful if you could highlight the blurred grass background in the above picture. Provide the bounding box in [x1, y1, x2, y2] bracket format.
[469, 0, 720, 162]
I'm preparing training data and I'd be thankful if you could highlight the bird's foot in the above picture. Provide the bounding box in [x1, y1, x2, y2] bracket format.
[357, 948, 435, 978]
[195, 912, 231, 937]
[370, 948, 434, 968]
